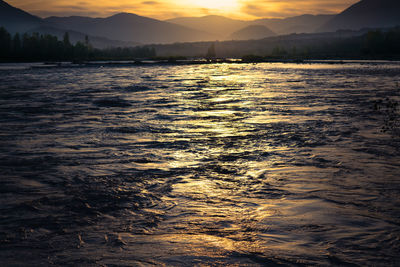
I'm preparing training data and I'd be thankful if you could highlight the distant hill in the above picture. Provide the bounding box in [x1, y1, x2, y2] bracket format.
[166, 15, 246, 39]
[229, 25, 275, 40]
[254, 14, 335, 35]
[167, 14, 335, 37]
[319, 0, 400, 32]
[0, 0, 42, 33]
[1, 0, 217, 45]
[0, 1, 138, 48]
[4, 0, 399, 48]
[45, 13, 216, 44]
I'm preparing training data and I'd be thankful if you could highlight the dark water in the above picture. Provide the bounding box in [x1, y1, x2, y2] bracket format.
[1, 62, 400, 266]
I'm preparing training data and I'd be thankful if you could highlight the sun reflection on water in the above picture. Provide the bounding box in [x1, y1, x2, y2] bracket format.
[1, 62, 400, 265]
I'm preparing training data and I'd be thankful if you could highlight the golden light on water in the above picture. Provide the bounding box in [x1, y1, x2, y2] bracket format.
[2, 57, 400, 265]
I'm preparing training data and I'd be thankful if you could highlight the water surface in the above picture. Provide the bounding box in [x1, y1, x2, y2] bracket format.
[1, 62, 400, 266]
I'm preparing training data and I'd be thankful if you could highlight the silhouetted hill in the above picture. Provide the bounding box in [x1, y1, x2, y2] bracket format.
[167, 14, 335, 37]
[45, 13, 216, 44]
[0, 1, 137, 48]
[255, 14, 335, 34]
[0, 0, 42, 33]
[229, 25, 275, 40]
[319, 0, 400, 32]
[167, 15, 246, 39]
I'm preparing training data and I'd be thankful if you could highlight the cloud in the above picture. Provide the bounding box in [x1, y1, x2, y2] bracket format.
[7, 0, 359, 19]
[239, 0, 358, 18]
[141, 1, 159, 5]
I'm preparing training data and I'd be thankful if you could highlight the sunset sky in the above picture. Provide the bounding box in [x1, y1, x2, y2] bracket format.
[8, 0, 358, 20]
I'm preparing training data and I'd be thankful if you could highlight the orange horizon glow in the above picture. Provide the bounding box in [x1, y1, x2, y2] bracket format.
[7, 0, 359, 20]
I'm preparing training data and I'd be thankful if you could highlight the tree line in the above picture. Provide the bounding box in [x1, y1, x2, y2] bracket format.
[1, 26, 400, 62]
[150, 27, 400, 60]
[240, 28, 400, 61]
[0, 27, 156, 62]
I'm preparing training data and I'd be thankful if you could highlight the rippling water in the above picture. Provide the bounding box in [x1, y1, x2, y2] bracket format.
[1, 62, 400, 266]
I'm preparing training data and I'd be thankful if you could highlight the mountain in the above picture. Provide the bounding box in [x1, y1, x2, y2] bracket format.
[0, 0, 137, 48]
[229, 25, 275, 40]
[254, 14, 335, 35]
[0, 0, 42, 33]
[1, 0, 218, 45]
[45, 13, 216, 44]
[167, 15, 335, 37]
[319, 0, 400, 32]
[167, 15, 247, 39]
[167, 14, 335, 38]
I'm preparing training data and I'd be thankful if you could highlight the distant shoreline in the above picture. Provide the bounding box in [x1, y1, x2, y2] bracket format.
[1, 59, 400, 71]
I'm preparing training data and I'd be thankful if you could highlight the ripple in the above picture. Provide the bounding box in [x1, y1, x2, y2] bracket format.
[1, 62, 400, 266]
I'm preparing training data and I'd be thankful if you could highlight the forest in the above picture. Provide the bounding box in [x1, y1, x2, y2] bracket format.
[0, 27, 156, 62]
[1, 27, 400, 62]
[152, 27, 400, 60]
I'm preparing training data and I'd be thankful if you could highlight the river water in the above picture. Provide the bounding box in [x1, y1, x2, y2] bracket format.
[1, 62, 400, 266]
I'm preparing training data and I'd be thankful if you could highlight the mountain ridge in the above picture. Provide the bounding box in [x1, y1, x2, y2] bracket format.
[255, 14, 335, 34]
[0, 0, 43, 33]
[167, 14, 335, 37]
[319, 0, 400, 32]
[166, 16, 247, 38]
[2, 0, 400, 46]
[44, 12, 217, 44]
[0, 1, 140, 48]
[0, 1, 217, 45]
[229, 25, 276, 40]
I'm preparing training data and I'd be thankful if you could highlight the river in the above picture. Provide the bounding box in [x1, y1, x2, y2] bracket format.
[1, 62, 400, 266]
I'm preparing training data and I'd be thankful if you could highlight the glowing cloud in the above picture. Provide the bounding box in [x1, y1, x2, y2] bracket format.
[7, 0, 358, 19]
[188, 0, 240, 10]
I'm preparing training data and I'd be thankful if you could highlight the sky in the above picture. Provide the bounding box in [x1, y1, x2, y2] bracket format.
[8, 0, 359, 20]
